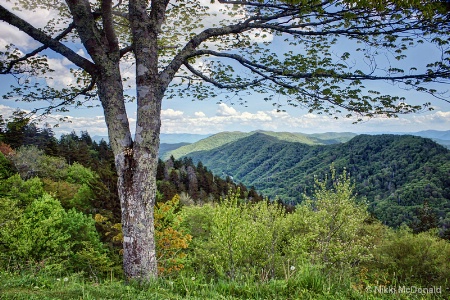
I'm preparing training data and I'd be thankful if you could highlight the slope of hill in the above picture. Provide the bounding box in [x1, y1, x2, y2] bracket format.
[306, 132, 357, 143]
[159, 142, 190, 158]
[161, 131, 254, 160]
[185, 132, 450, 230]
[159, 133, 211, 143]
[412, 130, 450, 140]
[163, 130, 357, 160]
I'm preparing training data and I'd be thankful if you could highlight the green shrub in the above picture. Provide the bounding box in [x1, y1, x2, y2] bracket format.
[1, 194, 113, 276]
[183, 168, 376, 281]
[0, 151, 15, 180]
[0, 174, 45, 207]
[284, 167, 373, 274]
[369, 226, 450, 287]
[66, 162, 96, 185]
[11, 146, 67, 180]
[183, 190, 287, 280]
[154, 195, 192, 276]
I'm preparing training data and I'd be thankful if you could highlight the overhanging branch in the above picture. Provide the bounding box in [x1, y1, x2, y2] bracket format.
[1, 22, 76, 75]
[190, 49, 450, 82]
[0, 5, 97, 75]
[184, 62, 265, 89]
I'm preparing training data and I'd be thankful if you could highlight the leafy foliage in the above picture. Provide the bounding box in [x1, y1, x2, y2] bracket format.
[183, 170, 374, 281]
[0, 193, 112, 276]
[285, 167, 372, 271]
[0, 150, 15, 180]
[365, 226, 450, 288]
[154, 195, 192, 276]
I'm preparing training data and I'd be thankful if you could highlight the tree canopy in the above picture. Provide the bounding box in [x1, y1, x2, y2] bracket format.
[1, 0, 449, 118]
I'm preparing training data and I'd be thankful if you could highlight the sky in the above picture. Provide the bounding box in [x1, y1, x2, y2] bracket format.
[0, 1, 449, 137]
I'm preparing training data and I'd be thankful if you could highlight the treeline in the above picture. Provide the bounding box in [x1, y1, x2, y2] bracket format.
[156, 157, 262, 205]
[0, 111, 262, 221]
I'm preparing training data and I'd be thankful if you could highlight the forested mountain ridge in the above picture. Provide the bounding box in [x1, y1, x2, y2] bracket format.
[185, 132, 450, 232]
[162, 129, 450, 161]
[163, 130, 358, 160]
[161, 131, 253, 161]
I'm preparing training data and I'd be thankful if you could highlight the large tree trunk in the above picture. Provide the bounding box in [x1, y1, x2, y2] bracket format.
[97, 72, 159, 280]
[116, 147, 159, 280]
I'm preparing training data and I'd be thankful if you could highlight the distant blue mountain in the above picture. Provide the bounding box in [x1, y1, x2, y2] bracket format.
[410, 130, 450, 140]
[92, 133, 211, 144]
[92, 130, 450, 148]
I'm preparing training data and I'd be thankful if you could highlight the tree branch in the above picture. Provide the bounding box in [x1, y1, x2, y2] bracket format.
[29, 78, 98, 115]
[183, 62, 265, 89]
[0, 5, 97, 74]
[190, 49, 450, 82]
[102, 0, 120, 53]
[1, 22, 76, 75]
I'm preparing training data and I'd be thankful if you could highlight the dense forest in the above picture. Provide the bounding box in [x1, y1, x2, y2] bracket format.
[182, 132, 450, 237]
[1, 113, 450, 299]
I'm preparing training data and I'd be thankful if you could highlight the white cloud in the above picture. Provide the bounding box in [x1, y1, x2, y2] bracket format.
[161, 108, 184, 119]
[160, 104, 450, 134]
[216, 103, 238, 116]
[195, 111, 206, 117]
[0, 3, 66, 51]
[0, 104, 20, 117]
[45, 58, 76, 87]
[0, 24, 40, 50]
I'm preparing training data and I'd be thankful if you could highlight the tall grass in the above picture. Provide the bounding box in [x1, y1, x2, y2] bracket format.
[2, 268, 445, 300]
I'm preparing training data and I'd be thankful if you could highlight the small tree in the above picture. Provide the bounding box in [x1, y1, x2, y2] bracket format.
[286, 167, 372, 271]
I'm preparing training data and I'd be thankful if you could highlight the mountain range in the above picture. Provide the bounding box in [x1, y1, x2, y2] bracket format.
[159, 130, 450, 159]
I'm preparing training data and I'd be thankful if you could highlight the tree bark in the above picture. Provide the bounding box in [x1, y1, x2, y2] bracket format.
[116, 147, 159, 281]
[96, 65, 159, 280]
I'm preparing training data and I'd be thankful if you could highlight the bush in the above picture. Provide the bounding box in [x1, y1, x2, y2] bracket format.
[154, 194, 192, 276]
[183, 169, 376, 281]
[1, 193, 113, 276]
[0, 174, 45, 207]
[284, 167, 373, 273]
[369, 226, 450, 287]
[183, 190, 288, 280]
[67, 162, 96, 185]
[10, 146, 67, 180]
[0, 150, 15, 180]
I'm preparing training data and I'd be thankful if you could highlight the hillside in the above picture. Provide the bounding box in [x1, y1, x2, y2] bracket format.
[159, 142, 190, 158]
[161, 131, 254, 160]
[185, 132, 450, 230]
[163, 130, 357, 160]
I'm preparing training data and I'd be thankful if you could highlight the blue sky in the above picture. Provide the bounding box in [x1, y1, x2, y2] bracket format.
[0, 2, 449, 137]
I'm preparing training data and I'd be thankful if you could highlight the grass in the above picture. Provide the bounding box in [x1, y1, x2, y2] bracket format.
[1, 270, 447, 300]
